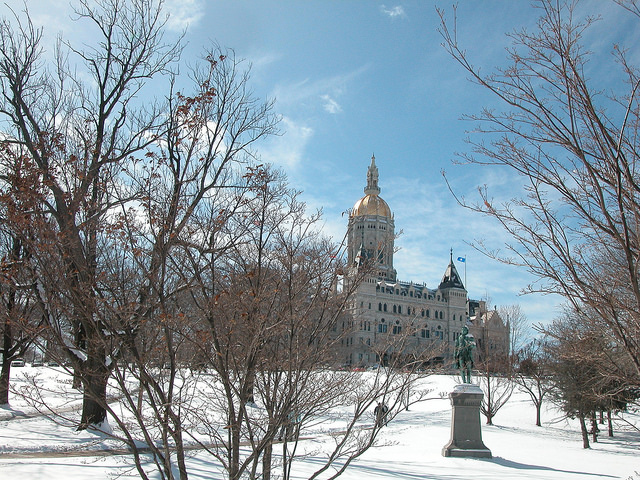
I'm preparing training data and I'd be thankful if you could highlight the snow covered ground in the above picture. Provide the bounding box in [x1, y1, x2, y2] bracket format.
[1, 367, 638, 479]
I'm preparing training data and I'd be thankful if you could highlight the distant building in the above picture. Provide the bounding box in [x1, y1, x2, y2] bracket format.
[468, 300, 511, 366]
[340, 156, 509, 367]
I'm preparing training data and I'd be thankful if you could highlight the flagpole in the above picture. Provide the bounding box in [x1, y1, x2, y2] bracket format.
[456, 255, 467, 289]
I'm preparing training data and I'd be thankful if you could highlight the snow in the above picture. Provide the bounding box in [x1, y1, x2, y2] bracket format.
[1, 367, 638, 479]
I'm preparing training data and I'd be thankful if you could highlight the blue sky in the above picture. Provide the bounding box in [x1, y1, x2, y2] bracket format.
[3, 0, 637, 331]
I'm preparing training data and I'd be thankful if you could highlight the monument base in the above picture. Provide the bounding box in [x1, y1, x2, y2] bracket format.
[442, 383, 492, 458]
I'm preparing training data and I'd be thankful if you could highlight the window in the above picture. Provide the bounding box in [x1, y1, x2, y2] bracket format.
[421, 328, 430, 338]
[378, 323, 388, 333]
[393, 305, 397, 313]
[398, 305, 402, 314]
[384, 304, 387, 312]
[393, 320, 401, 334]
[378, 303, 382, 311]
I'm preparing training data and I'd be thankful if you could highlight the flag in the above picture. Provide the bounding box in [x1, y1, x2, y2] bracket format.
[457, 257, 466, 262]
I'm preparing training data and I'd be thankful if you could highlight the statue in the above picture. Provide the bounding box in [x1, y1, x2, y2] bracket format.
[454, 325, 475, 383]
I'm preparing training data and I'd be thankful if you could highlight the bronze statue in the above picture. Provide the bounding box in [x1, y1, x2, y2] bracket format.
[454, 325, 475, 383]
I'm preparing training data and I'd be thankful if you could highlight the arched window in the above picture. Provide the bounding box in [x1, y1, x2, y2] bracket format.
[378, 303, 382, 311]
[421, 326, 430, 338]
[378, 318, 388, 333]
[384, 304, 387, 312]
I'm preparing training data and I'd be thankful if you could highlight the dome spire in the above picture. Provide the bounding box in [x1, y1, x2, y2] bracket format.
[364, 154, 380, 195]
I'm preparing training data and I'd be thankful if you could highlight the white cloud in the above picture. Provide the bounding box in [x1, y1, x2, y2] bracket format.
[260, 116, 313, 170]
[321, 95, 342, 114]
[380, 5, 406, 18]
[249, 51, 283, 72]
[271, 64, 369, 117]
[164, 0, 205, 31]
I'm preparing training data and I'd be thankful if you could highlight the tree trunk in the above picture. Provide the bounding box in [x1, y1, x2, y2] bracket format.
[171, 412, 188, 480]
[535, 401, 542, 427]
[607, 410, 614, 437]
[1, 245, 17, 406]
[230, 413, 241, 480]
[0, 360, 10, 406]
[78, 342, 110, 429]
[262, 442, 272, 480]
[578, 413, 590, 449]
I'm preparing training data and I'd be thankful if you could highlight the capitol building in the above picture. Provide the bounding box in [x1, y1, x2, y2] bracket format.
[340, 156, 509, 367]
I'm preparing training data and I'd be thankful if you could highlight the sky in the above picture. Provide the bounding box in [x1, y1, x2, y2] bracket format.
[2, 0, 639, 331]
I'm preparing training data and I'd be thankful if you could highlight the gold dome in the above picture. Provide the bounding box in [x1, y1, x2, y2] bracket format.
[352, 194, 391, 217]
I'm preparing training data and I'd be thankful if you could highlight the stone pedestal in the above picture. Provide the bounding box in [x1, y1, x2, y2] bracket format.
[442, 383, 492, 458]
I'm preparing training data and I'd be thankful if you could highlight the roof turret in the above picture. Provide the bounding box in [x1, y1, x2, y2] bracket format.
[439, 250, 465, 290]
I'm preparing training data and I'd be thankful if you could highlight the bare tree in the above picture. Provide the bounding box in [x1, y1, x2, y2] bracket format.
[514, 338, 554, 426]
[543, 312, 607, 448]
[97, 159, 441, 480]
[0, 223, 42, 404]
[438, 0, 640, 384]
[543, 306, 639, 448]
[498, 303, 529, 365]
[79, 46, 280, 479]
[0, 0, 181, 428]
[477, 334, 513, 425]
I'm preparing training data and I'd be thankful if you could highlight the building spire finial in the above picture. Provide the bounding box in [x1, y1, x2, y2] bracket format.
[364, 154, 380, 195]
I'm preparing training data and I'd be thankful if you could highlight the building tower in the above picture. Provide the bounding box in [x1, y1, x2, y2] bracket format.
[347, 155, 397, 282]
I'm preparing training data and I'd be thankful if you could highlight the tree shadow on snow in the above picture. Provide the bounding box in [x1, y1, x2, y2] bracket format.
[490, 456, 618, 478]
